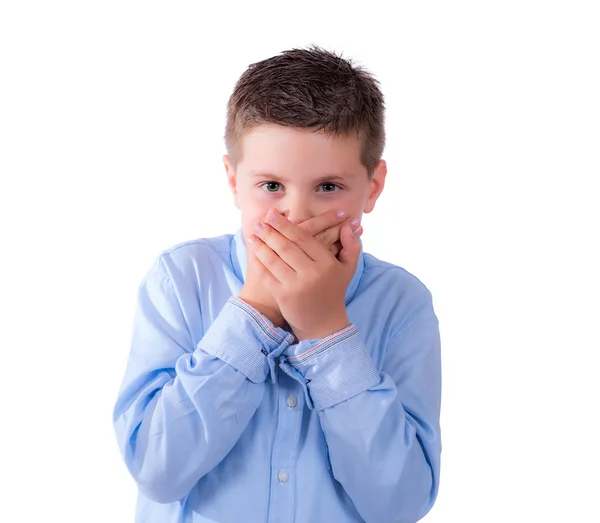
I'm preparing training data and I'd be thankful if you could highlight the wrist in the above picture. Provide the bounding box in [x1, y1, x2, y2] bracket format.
[294, 315, 350, 341]
[238, 287, 285, 329]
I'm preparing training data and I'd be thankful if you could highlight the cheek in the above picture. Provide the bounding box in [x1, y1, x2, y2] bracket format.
[240, 207, 271, 239]
[351, 190, 371, 215]
[326, 193, 364, 219]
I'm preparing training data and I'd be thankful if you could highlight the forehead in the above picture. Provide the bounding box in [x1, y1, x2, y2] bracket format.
[238, 124, 364, 178]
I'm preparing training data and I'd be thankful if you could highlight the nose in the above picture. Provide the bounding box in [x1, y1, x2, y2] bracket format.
[279, 198, 312, 225]
[283, 212, 308, 225]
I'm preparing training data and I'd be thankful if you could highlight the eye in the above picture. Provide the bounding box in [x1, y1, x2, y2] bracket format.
[260, 181, 282, 193]
[319, 183, 340, 193]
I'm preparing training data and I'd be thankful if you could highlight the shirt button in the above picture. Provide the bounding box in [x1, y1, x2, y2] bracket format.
[277, 469, 289, 483]
[286, 394, 298, 408]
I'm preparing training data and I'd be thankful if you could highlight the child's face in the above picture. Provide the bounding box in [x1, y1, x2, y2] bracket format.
[224, 124, 386, 241]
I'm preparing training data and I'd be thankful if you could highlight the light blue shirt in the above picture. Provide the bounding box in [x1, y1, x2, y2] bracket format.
[113, 229, 442, 523]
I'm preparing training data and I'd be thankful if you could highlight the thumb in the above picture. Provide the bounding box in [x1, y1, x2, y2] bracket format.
[337, 223, 361, 268]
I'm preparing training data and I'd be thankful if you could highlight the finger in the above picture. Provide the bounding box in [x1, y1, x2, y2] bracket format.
[254, 221, 310, 271]
[247, 233, 295, 284]
[315, 216, 364, 247]
[264, 209, 328, 262]
[253, 219, 319, 274]
[337, 223, 362, 268]
[297, 209, 348, 237]
[249, 252, 280, 294]
[314, 223, 342, 248]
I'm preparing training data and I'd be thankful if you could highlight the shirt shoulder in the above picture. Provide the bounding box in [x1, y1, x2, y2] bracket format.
[137, 233, 239, 343]
[362, 252, 431, 294]
[359, 251, 437, 338]
[143, 233, 235, 286]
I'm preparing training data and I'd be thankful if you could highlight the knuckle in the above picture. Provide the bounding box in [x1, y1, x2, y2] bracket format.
[315, 229, 328, 243]
[260, 224, 271, 238]
[277, 240, 291, 255]
[296, 220, 313, 234]
[255, 244, 268, 261]
[264, 248, 278, 265]
[295, 229, 310, 243]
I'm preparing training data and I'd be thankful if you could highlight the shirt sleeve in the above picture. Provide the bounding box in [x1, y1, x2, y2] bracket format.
[281, 292, 442, 523]
[113, 258, 294, 504]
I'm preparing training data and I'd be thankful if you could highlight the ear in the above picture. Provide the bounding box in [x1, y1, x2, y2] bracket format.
[223, 154, 240, 209]
[363, 159, 387, 214]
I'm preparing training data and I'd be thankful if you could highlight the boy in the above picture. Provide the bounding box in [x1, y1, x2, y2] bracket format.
[113, 46, 441, 523]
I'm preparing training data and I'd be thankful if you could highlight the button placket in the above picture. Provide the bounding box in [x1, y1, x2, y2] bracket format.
[279, 357, 314, 410]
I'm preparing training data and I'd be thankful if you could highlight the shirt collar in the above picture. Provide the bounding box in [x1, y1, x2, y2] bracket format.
[230, 227, 364, 306]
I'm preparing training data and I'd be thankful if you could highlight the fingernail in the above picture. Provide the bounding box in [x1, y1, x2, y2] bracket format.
[266, 209, 279, 224]
[350, 218, 360, 229]
[255, 222, 264, 233]
[337, 210, 347, 218]
[247, 235, 256, 244]
[353, 226, 363, 237]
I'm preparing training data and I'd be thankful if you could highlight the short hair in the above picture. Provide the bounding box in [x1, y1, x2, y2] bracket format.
[225, 45, 385, 178]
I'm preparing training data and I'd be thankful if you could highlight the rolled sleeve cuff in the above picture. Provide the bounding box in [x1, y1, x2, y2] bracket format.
[282, 324, 381, 410]
[198, 296, 294, 383]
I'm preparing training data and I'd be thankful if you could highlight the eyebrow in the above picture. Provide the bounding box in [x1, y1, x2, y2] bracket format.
[249, 172, 354, 183]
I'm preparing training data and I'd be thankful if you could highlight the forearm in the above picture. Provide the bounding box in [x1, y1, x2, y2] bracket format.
[114, 353, 262, 503]
[319, 375, 439, 523]
[281, 319, 441, 523]
[114, 297, 294, 504]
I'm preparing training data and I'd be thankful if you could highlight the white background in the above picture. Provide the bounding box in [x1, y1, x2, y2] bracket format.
[1, 1, 598, 522]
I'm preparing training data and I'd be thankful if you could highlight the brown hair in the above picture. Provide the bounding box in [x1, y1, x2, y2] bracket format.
[225, 45, 385, 177]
